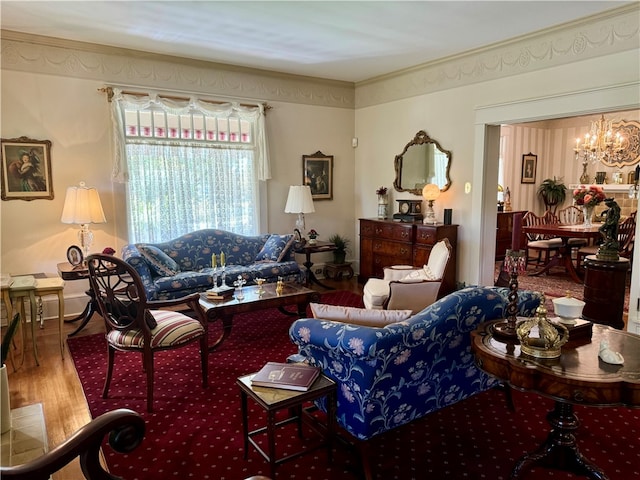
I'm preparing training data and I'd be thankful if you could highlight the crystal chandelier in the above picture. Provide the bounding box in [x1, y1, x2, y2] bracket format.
[574, 115, 625, 183]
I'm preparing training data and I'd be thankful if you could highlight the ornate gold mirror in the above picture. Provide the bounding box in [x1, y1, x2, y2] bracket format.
[393, 130, 452, 194]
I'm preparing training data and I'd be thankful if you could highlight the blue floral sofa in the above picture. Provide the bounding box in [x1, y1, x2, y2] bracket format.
[122, 229, 303, 300]
[289, 286, 541, 444]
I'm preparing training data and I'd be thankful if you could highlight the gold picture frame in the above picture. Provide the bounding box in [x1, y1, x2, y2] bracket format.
[1, 136, 54, 200]
[521, 152, 537, 184]
[303, 150, 333, 201]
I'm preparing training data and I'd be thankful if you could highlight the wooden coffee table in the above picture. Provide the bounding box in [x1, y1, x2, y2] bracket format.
[199, 282, 320, 352]
[471, 321, 640, 480]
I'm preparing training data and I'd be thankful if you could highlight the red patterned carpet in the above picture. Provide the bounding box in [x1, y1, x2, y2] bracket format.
[68, 291, 639, 480]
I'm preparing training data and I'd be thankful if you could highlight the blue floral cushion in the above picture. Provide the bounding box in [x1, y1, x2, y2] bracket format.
[255, 234, 294, 262]
[136, 244, 180, 277]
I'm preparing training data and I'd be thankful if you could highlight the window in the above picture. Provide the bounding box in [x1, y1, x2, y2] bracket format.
[109, 88, 270, 243]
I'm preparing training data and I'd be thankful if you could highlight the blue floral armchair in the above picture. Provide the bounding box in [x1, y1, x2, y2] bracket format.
[289, 286, 541, 442]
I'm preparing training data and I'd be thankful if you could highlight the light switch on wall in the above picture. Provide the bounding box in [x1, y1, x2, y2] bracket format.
[464, 182, 472, 194]
[352, 137, 358, 148]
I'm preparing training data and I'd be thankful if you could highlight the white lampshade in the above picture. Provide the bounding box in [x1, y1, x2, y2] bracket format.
[61, 182, 106, 225]
[284, 185, 315, 235]
[284, 185, 315, 214]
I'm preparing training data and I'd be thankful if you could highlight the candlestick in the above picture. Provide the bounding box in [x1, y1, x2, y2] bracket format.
[211, 253, 217, 268]
[220, 251, 226, 267]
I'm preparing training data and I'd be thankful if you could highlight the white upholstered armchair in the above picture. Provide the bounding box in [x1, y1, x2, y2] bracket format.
[362, 238, 452, 314]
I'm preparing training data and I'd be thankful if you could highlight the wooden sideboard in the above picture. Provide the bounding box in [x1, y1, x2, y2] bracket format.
[359, 218, 458, 295]
[495, 210, 527, 260]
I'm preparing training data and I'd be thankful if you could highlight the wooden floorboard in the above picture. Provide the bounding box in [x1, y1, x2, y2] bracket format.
[4, 277, 362, 479]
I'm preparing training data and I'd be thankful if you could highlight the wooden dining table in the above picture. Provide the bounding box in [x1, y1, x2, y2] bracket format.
[522, 223, 602, 283]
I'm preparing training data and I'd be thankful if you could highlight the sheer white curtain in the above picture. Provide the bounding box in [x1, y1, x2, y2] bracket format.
[108, 88, 270, 243]
[126, 143, 257, 242]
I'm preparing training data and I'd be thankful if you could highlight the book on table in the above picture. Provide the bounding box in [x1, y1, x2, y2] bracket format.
[251, 362, 321, 391]
[205, 286, 234, 300]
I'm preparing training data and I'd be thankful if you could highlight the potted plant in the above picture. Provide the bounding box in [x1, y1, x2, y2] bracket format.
[1, 313, 21, 433]
[537, 177, 567, 212]
[328, 234, 350, 264]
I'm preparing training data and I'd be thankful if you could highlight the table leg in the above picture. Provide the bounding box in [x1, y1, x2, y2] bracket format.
[510, 401, 608, 480]
[326, 390, 336, 463]
[66, 290, 98, 337]
[240, 390, 249, 459]
[27, 291, 39, 366]
[56, 290, 65, 358]
[302, 255, 334, 290]
[207, 315, 233, 352]
[527, 243, 583, 283]
[267, 410, 277, 479]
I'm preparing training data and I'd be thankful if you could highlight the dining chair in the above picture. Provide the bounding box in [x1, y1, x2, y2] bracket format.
[557, 205, 589, 251]
[86, 254, 209, 412]
[522, 210, 562, 267]
[576, 211, 636, 271]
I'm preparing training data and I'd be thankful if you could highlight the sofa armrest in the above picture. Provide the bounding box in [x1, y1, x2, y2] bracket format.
[382, 265, 418, 281]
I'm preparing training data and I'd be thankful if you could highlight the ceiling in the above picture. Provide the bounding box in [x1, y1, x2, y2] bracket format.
[0, 1, 631, 83]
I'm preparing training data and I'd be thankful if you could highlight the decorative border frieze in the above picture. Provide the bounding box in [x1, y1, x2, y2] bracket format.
[0, 30, 355, 109]
[356, 5, 640, 108]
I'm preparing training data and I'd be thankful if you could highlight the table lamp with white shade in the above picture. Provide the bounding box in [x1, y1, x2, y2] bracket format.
[422, 183, 440, 224]
[61, 181, 106, 261]
[284, 185, 315, 237]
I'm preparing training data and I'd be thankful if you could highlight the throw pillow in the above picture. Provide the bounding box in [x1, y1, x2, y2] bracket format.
[309, 303, 412, 327]
[399, 265, 438, 283]
[255, 234, 294, 262]
[136, 244, 180, 277]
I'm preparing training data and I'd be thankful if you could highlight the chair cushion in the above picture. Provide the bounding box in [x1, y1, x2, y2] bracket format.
[136, 244, 180, 277]
[309, 303, 412, 327]
[363, 278, 391, 308]
[106, 310, 205, 349]
[255, 234, 294, 262]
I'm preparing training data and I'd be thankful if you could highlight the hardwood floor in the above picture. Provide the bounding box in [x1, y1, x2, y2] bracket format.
[4, 277, 363, 479]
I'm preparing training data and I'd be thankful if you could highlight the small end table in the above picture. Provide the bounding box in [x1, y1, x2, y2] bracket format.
[237, 370, 336, 479]
[293, 241, 336, 289]
[323, 262, 354, 280]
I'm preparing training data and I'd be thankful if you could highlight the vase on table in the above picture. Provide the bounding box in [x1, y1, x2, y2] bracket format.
[377, 194, 389, 219]
[582, 205, 594, 227]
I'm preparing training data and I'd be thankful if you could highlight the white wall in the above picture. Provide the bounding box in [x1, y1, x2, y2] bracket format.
[1, 71, 354, 317]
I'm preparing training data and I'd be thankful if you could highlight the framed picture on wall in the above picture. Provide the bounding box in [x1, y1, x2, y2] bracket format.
[303, 150, 333, 200]
[1, 136, 54, 200]
[521, 152, 537, 184]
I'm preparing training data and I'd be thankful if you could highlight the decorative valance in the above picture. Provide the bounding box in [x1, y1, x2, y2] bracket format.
[104, 87, 271, 182]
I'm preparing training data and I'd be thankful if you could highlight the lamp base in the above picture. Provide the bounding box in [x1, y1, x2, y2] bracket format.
[78, 224, 94, 261]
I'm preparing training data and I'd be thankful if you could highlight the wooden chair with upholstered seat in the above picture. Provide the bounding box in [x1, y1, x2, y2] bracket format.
[522, 210, 562, 267]
[557, 204, 589, 252]
[86, 254, 209, 412]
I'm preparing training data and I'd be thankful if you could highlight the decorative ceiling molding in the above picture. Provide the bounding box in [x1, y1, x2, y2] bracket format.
[355, 4, 640, 108]
[0, 30, 355, 109]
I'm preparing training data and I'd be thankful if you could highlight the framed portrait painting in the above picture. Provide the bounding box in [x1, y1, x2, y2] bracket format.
[1, 136, 54, 200]
[521, 152, 537, 184]
[303, 150, 333, 200]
